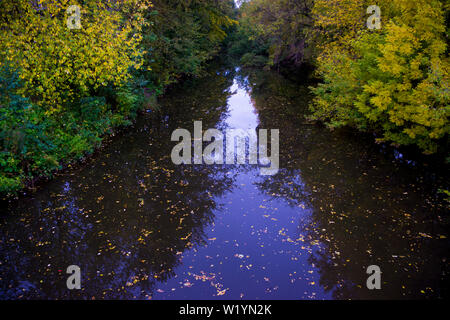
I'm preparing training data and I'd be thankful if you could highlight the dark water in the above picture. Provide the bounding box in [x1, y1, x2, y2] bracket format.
[0, 66, 448, 300]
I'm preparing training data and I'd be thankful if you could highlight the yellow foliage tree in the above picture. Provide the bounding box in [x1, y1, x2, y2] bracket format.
[310, 0, 449, 153]
[0, 0, 152, 115]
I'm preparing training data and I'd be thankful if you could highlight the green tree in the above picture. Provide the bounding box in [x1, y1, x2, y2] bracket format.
[142, 0, 237, 88]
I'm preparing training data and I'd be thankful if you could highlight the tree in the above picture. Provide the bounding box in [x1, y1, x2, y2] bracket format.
[0, 0, 150, 115]
[310, 0, 449, 153]
[142, 0, 237, 88]
[233, 0, 314, 67]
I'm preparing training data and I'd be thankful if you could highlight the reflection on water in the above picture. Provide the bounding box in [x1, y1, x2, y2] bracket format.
[225, 77, 259, 130]
[0, 65, 448, 300]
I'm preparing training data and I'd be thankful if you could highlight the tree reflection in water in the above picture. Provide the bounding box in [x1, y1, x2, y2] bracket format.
[245, 68, 449, 299]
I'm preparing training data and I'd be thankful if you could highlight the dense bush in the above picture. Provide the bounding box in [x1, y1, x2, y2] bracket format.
[0, 66, 51, 193]
[0, 64, 129, 194]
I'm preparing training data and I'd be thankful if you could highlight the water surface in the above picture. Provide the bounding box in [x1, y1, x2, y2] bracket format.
[0, 66, 448, 300]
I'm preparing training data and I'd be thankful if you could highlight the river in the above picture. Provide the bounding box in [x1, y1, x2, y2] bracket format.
[0, 65, 448, 299]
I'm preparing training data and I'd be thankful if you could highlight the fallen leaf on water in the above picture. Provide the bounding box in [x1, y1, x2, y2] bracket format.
[217, 289, 228, 296]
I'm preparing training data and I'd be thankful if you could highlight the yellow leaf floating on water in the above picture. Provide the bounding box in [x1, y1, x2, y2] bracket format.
[419, 232, 433, 239]
[217, 289, 228, 296]
[181, 233, 192, 241]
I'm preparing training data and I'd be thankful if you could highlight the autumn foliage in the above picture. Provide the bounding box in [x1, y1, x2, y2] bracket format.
[0, 0, 150, 114]
[310, 0, 449, 154]
[0, 0, 236, 194]
[233, 0, 448, 154]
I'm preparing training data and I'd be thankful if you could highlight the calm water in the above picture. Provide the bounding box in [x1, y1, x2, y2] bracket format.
[0, 66, 448, 300]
